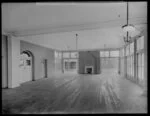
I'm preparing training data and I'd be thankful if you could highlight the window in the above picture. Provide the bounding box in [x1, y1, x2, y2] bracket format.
[20, 60, 24, 66]
[126, 42, 134, 78]
[57, 52, 62, 59]
[131, 55, 134, 77]
[70, 52, 78, 58]
[100, 51, 105, 57]
[110, 50, 119, 57]
[105, 51, 109, 57]
[63, 52, 70, 58]
[120, 48, 124, 57]
[136, 36, 144, 82]
[127, 57, 130, 76]
[126, 45, 130, 56]
[122, 48, 124, 57]
[70, 62, 76, 69]
[55, 51, 58, 58]
[65, 61, 70, 70]
[137, 36, 144, 51]
[64, 59, 77, 71]
[26, 60, 31, 66]
[137, 53, 144, 81]
[100, 51, 109, 57]
[130, 42, 134, 55]
[121, 35, 144, 82]
[129, 55, 134, 77]
[55, 51, 62, 59]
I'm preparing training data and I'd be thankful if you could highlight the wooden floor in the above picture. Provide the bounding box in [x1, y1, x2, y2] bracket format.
[2, 69, 147, 114]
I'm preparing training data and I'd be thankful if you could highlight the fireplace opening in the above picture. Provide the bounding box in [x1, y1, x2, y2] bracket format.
[87, 68, 92, 74]
[85, 66, 93, 74]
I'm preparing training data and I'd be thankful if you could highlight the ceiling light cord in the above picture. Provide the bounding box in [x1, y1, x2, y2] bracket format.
[127, 2, 128, 25]
[123, 1, 134, 44]
[76, 34, 78, 51]
[126, 2, 130, 43]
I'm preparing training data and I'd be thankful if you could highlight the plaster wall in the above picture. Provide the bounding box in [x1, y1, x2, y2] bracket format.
[2, 35, 8, 88]
[20, 40, 55, 80]
[7, 36, 21, 88]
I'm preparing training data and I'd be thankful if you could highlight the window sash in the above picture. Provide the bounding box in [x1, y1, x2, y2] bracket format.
[100, 51, 109, 57]
[110, 50, 119, 57]
[70, 52, 78, 58]
[130, 42, 134, 55]
[137, 36, 144, 51]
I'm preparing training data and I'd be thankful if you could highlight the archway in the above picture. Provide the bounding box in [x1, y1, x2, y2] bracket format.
[20, 50, 35, 83]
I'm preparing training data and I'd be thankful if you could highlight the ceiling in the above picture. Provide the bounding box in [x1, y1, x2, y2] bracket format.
[2, 2, 147, 36]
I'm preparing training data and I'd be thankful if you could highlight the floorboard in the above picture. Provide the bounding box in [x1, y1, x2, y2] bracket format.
[2, 69, 147, 114]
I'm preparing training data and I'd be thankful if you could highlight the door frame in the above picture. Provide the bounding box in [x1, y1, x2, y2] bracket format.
[21, 50, 35, 81]
[43, 59, 48, 78]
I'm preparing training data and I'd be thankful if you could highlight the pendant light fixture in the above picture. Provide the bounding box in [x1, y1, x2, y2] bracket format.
[122, 2, 136, 43]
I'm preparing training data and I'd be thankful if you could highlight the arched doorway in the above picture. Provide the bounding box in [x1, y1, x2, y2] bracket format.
[20, 50, 34, 84]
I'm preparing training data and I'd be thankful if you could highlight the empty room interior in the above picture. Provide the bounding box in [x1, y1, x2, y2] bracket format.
[2, 2, 147, 114]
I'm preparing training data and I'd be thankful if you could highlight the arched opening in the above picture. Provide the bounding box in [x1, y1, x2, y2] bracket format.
[20, 50, 35, 84]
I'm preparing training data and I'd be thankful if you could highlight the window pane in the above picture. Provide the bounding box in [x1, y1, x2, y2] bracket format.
[20, 60, 24, 66]
[65, 61, 69, 70]
[55, 51, 58, 58]
[105, 51, 109, 57]
[142, 53, 144, 67]
[138, 54, 141, 67]
[131, 57, 132, 76]
[120, 50, 122, 57]
[126, 45, 129, 56]
[130, 42, 134, 54]
[63, 52, 70, 58]
[58, 52, 62, 59]
[110, 50, 119, 57]
[140, 36, 144, 49]
[70, 62, 76, 69]
[131, 61, 133, 76]
[26, 60, 31, 66]
[132, 56, 134, 77]
[122, 48, 124, 57]
[129, 57, 130, 75]
[71, 52, 78, 58]
[132, 63, 134, 77]
[138, 67, 141, 80]
[136, 38, 139, 51]
[127, 57, 129, 75]
[100, 51, 105, 57]
[136, 36, 144, 51]
[140, 67, 142, 80]
[142, 67, 144, 80]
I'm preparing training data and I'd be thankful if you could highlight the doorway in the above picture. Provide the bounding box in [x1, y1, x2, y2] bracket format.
[42, 59, 48, 78]
[20, 50, 34, 83]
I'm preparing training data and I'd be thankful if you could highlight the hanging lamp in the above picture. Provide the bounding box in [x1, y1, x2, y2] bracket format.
[122, 2, 136, 43]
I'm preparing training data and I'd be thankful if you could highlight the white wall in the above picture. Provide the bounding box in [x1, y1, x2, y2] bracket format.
[2, 35, 8, 88]
[20, 40, 55, 80]
[18, 26, 125, 51]
[8, 36, 21, 88]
